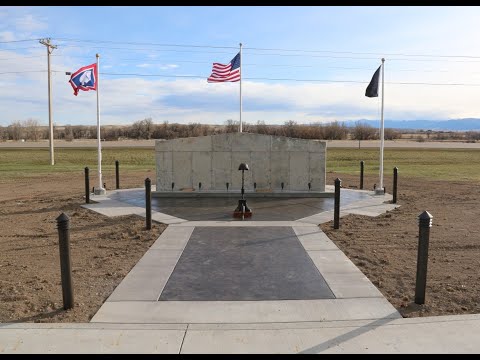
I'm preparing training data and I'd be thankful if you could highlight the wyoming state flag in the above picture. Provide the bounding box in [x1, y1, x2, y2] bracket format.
[69, 63, 97, 96]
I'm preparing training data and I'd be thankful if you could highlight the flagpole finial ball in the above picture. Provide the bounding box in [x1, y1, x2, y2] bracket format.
[96, 53, 100, 58]
[382, 57, 385, 62]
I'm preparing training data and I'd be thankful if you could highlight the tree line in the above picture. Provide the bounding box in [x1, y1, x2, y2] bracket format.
[2, 117, 478, 142]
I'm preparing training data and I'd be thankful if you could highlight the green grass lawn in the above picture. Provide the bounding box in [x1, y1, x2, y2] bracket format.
[0, 148, 155, 179]
[327, 148, 480, 182]
[0, 147, 479, 182]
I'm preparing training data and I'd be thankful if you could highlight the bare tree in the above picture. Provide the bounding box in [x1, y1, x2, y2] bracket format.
[0, 126, 7, 141]
[8, 120, 23, 140]
[384, 128, 401, 140]
[225, 119, 238, 133]
[465, 131, 480, 142]
[255, 120, 269, 134]
[323, 121, 348, 140]
[23, 118, 41, 141]
[282, 120, 298, 137]
[351, 121, 377, 141]
[131, 117, 154, 139]
[64, 125, 74, 141]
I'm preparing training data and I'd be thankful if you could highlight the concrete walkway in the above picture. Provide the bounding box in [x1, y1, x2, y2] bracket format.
[2, 187, 479, 353]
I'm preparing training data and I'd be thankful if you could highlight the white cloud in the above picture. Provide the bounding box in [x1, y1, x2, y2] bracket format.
[15, 14, 48, 32]
[136, 63, 179, 70]
[2, 7, 480, 127]
[0, 31, 16, 42]
[159, 64, 179, 70]
[2, 62, 480, 127]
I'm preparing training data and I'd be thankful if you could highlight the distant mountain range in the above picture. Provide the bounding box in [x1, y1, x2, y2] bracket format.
[342, 118, 480, 131]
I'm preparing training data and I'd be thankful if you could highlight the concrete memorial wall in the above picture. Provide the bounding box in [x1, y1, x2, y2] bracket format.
[154, 133, 326, 195]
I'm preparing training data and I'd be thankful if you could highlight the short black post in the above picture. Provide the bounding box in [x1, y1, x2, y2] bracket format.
[360, 161, 364, 190]
[199, 182, 202, 191]
[393, 167, 398, 204]
[281, 182, 284, 191]
[145, 178, 152, 230]
[171, 182, 174, 191]
[84, 167, 90, 204]
[56, 213, 74, 310]
[415, 211, 433, 305]
[226, 182, 229, 191]
[115, 160, 120, 189]
[334, 178, 341, 229]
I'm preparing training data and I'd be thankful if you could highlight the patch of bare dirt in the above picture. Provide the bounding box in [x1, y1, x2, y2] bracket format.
[0, 171, 165, 323]
[322, 173, 480, 318]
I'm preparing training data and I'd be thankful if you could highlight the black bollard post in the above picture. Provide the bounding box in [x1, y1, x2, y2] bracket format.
[308, 182, 311, 191]
[415, 211, 433, 305]
[393, 167, 398, 204]
[56, 213, 74, 310]
[84, 167, 90, 204]
[171, 182, 174, 191]
[254, 182, 257, 191]
[226, 182, 229, 192]
[360, 161, 364, 190]
[145, 178, 152, 230]
[115, 160, 120, 189]
[281, 182, 284, 191]
[334, 178, 341, 229]
[199, 182, 202, 191]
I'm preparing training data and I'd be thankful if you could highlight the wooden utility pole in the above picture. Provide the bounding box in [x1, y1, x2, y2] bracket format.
[39, 38, 57, 165]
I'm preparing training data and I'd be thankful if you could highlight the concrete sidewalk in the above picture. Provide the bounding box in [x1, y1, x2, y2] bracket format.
[1, 188, 478, 353]
[2, 315, 480, 353]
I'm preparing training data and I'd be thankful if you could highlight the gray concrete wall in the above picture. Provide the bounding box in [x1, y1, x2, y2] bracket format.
[155, 133, 326, 192]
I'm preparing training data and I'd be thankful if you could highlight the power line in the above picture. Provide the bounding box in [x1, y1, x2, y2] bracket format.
[244, 51, 480, 63]
[49, 44, 480, 63]
[52, 36, 480, 60]
[3, 68, 480, 86]
[45, 42, 480, 63]
[0, 46, 42, 51]
[49, 55, 370, 69]
[0, 38, 40, 44]
[0, 70, 47, 74]
[3, 41, 480, 65]
[47, 54, 476, 73]
[95, 71, 480, 86]
[0, 55, 44, 61]
[245, 46, 480, 60]
[53, 37, 237, 50]
[56, 44, 235, 55]
[3, 69, 480, 86]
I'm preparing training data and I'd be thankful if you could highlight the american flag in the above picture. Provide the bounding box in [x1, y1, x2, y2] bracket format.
[207, 52, 241, 82]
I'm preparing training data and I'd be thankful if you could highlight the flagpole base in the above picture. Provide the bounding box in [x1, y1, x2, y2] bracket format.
[94, 187, 106, 195]
[374, 188, 385, 195]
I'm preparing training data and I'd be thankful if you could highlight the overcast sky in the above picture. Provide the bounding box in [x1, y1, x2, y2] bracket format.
[1, 6, 480, 127]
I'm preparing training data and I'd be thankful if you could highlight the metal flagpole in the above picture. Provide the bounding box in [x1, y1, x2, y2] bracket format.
[378, 57, 385, 194]
[94, 53, 106, 195]
[239, 42, 243, 133]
